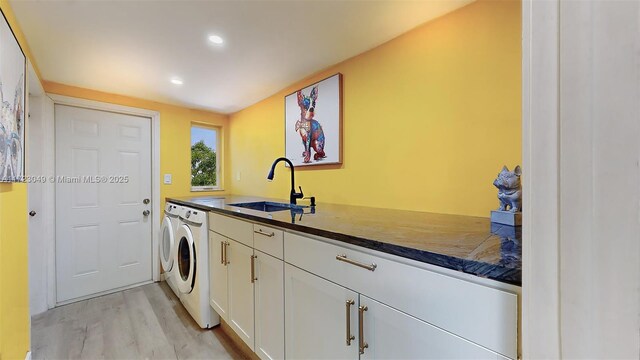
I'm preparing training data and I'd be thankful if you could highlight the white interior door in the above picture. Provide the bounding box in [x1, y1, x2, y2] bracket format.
[55, 104, 152, 303]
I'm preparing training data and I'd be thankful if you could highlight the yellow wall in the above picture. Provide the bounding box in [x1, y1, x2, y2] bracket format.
[0, 0, 40, 358]
[229, 0, 521, 217]
[0, 185, 29, 360]
[42, 82, 231, 213]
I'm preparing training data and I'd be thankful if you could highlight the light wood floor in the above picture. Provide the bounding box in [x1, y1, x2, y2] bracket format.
[31, 282, 247, 360]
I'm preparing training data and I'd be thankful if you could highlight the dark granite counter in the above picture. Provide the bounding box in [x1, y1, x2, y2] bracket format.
[167, 195, 521, 286]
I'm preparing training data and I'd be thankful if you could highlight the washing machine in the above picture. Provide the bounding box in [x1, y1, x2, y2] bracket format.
[159, 202, 181, 296]
[174, 206, 219, 328]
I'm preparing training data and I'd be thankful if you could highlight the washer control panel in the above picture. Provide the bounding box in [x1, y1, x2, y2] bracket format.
[165, 202, 182, 216]
[180, 207, 206, 225]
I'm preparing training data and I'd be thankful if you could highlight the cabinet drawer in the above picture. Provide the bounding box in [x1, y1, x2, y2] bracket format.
[253, 224, 284, 260]
[284, 232, 518, 359]
[208, 212, 253, 247]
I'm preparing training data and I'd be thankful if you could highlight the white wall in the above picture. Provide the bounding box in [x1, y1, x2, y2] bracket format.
[524, 0, 640, 357]
[558, 1, 640, 357]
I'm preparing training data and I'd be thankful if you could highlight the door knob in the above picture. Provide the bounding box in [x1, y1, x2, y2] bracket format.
[29, 211, 36, 217]
[143, 210, 150, 216]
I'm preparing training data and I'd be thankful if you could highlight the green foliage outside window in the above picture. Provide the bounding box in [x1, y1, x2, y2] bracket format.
[191, 140, 217, 186]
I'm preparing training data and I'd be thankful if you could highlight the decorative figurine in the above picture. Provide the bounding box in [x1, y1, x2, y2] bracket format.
[491, 165, 522, 226]
[493, 165, 522, 212]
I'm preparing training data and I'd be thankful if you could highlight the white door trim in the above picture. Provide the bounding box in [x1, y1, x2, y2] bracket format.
[521, 0, 561, 358]
[26, 62, 57, 314]
[47, 94, 162, 304]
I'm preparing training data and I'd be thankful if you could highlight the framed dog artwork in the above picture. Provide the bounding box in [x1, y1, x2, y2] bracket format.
[0, 8, 26, 182]
[285, 73, 342, 167]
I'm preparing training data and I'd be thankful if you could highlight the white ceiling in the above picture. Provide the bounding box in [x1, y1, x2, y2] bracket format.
[11, 0, 473, 114]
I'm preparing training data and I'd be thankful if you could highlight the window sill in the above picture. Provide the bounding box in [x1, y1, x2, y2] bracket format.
[191, 187, 224, 192]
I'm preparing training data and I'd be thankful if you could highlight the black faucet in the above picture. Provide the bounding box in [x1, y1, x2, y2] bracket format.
[267, 157, 304, 205]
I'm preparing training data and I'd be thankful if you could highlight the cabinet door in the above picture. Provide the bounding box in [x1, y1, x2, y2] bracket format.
[285, 264, 359, 360]
[359, 295, 506, 360]
[227, 238, 255, 350]
[209, 231, 229, 321]
[254, 250, 284, 360]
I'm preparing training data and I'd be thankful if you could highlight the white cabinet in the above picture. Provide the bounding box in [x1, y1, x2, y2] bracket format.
[253, 224, 284, 259]
[284, 263, 509, 360]
[209, 213, 285, 359]
[209, 231, 228, 321]
[254, 251, 284, 360]
[209, 212, 519, 360]
[226, 238, 255, 350]
[284, 232, 518, 359]
[360, 295, 506, 360]
[284, 264, 359, 360]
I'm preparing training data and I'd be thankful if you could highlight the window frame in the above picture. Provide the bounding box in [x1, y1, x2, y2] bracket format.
[190, 123, 222, 192]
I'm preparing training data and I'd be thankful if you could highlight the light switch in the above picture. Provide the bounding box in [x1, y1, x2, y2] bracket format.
[236, 171, 241, 181]
[164, 174, 172, 184]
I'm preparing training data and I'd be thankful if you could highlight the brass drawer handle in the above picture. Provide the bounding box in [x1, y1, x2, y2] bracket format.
[250, 255, 257, 283]
[336, 254, 377, 272]
[359, 305, 368, 354]
[346, 300, 355, 346]
[254, 229, 275, 237]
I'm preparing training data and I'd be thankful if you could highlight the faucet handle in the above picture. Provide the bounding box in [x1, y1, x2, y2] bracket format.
[304, 196, 316, 207]
[298, 186, 304, 197]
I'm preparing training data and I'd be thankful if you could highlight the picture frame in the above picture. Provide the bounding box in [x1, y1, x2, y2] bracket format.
[285, 73, 342, 167]
[0, 8, 26, 183]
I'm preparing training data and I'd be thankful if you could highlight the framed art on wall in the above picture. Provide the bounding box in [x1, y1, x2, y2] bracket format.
[0, 9, 26, 183]
[285, 73, 342, 167]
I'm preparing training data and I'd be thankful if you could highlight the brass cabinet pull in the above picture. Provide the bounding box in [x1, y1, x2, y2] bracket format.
[250, 255, 257, 283]
[224, 241, 230, 265]
[336, 254, 377, 272]
[254, 229, 275, 237]
[220, 241, 225, 264]
[345, 300, 355, 346]
[358, 305, 368, 354]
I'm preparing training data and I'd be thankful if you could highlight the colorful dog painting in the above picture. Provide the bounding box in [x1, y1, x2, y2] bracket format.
[285, 73, 342, 167]
[294, 86, 326, 163]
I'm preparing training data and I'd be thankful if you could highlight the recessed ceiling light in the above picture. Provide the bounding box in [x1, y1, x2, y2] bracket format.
[208, 35, 224, 45]
[170, 78, 183, 85]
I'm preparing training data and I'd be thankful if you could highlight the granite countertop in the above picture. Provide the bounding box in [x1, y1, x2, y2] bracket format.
[167, 195, 521, 286]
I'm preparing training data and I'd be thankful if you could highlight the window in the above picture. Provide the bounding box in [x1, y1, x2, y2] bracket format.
[191, 125, 220, 191]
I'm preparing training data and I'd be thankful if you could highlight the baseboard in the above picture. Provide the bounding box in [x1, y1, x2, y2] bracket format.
[219, 319, 260, 360]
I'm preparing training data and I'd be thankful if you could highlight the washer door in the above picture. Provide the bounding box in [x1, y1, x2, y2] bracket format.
[175, 224, 196, 294]
[159, 216, 175, 272]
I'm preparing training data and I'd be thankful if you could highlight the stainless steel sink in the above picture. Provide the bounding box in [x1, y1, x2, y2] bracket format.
[229, 201, 308, 212]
